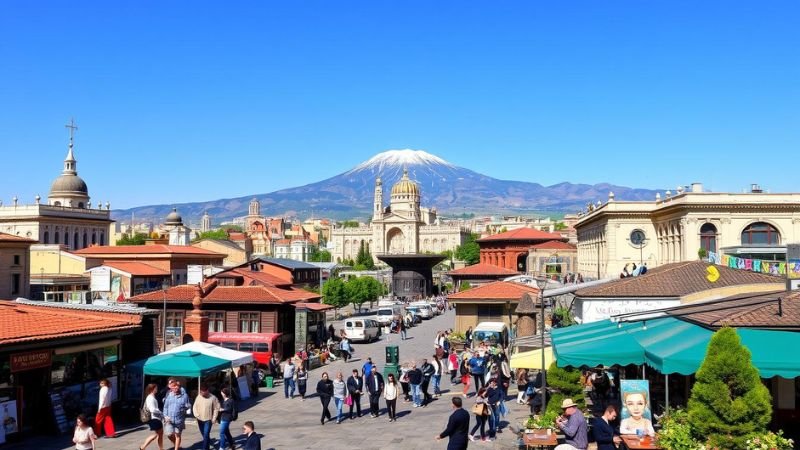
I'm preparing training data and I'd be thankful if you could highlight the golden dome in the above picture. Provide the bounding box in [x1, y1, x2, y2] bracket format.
[390, 169, 419, 196]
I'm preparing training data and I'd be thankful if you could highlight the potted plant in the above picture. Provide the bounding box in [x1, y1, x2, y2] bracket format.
[525, 410, 559, 434]
[745, 430, 794, 450]
[449, 331, 466, 352]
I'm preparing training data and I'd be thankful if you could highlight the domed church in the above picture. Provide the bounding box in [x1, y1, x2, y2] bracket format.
[331, 169, 470, 263]
[0, 120, 113, 250]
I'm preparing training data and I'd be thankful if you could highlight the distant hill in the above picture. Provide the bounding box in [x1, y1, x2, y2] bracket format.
[112, 149, 658, 223]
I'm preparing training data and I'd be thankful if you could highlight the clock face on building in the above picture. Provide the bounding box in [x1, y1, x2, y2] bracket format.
[630, 229, 646, 247]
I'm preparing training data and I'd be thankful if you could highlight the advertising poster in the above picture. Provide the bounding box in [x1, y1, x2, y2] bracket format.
[236, 376, 251, 400]
[1, 400, 18, 435]
[620, 379, 653, 433]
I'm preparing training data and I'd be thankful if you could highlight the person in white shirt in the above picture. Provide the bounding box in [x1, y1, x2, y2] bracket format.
[140, 383, 163, 450]
[383, 373, 400, 422]
[72, 414, 97, 450]
[94, 378, 116, 438]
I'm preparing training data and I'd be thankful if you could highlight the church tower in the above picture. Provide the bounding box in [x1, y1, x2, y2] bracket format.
[201, 211, 211, 233]
[373, 177, 384, 221]
[48, 119, 90, 208]
[249, 198, 261, 217]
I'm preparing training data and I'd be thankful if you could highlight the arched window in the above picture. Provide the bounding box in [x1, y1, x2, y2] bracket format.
[100, 232, 105, 246]
[741, 222, 780, 245]
[83, 232, 88, 249]
[73, 232, 79, 249]
[700, 223, 717, 253]
[54, 232, 60, 244]
[43, 231, 49, 244]
[92, 232, 96, 245]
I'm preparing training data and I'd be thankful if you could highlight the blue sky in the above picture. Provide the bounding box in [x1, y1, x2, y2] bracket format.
[1, 1, 798, 209]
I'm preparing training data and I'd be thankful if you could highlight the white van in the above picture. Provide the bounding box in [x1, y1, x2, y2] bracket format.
[409, 302, 434, 319]
[376, 305, 402, 325]
[473, 321, 510, 348]
[345, 318, 381, 342]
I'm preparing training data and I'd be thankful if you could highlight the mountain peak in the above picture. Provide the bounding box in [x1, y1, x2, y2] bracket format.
[348, 149, 455, 174]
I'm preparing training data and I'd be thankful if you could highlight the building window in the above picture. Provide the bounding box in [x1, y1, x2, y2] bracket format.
[92, 232, 96, 245]
[83, 232, 88, 249]
[100, 232, 105, 246]
[164, 311, 184, 333]
[13, 255, 20, 266]
[11, 274, 20, 295]
[55, 232, 60, 244]
[239, 312, 260, 333]
[700, 223, 717, 253]
[208, 312, 225, 332]
[741, 222, 780, 246]
[477, 305, 503, 321]
[43, 231, 50, 244]
[73, 232, 79, 250]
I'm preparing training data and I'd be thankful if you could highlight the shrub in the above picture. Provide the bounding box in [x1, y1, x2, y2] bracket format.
[687, 327, 772, 449]
[745, 430, 794, 450]
[544, 362, 585, 416]
[656, 409, 704, 450]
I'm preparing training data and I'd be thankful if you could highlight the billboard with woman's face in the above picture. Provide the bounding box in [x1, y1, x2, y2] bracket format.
[620, 379, 653, 434]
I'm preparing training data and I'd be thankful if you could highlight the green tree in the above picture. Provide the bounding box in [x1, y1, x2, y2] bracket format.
[545, 362, 586, 416]
[322, 277, 348, 319]
[345, 277, 371, 311]
[193, 229, 229, 242]
[554, 222, 567, 231]
[340, 220, 360, 228]
[459, 281, 472, 291]
[454, 233, 480, 265]
[116, 232, 148, 245]
[687, 327, 772, 449]
[309, 248, 332, 262]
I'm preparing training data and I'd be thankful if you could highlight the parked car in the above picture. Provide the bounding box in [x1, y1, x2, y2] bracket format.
[472, 322, 510, 348]
[376, 304, 403, 325]
[344, 318, 381, 342]
[409, 302, 434, 319]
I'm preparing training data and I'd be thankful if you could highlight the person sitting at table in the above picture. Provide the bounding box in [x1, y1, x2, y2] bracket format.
[554, 398, 588, 450]
[592, 404, 622, 450]
[619, 391, 655, 437]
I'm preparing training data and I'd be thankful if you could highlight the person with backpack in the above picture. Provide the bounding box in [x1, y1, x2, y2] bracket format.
[460, 355, 471, 397]
[468, 353, 486, 395]
[218, 388, 237, 450]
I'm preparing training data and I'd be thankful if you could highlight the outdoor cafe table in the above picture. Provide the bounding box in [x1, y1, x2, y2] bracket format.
[620, 434, 662, 450]
[523, 431, 558, 449]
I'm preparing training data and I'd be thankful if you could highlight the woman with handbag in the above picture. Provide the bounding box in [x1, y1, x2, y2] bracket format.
[139, 383, 163, 450]
[468, 388, 489, 443]
[332, 372, 349, 424]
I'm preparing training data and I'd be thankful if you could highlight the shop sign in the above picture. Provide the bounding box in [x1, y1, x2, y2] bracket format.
[10, 350, 52, 372]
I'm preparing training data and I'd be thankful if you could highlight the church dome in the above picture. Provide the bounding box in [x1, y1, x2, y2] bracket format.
[50, 173, 88, 196]
[391, 169, 420, 197]
[165, 208, 184, 226]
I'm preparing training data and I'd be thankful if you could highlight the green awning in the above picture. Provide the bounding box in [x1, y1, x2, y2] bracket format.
[553, 317, 800, 378]
[144, 351, 231, 377]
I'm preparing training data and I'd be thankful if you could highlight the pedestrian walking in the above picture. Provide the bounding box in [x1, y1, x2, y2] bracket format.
[283, 358, 296, 399]
[460, 355, 471, 397]
[435, 397, 470, 450]
[93, 378, 116, 438]
[468, 353, 486, 394]
[140, 383, 163, 450]
[399, 363, 411, 402]
[465, 326, 473, 349]
[316, 372, 333, 425]
[408, 362, 423, 407]
[432, 354, 443, 397]
[362, 357, 374, 378]
[383, 373, 399, 422]
[469, 387, 489, 442]
[516, 368, 529, 404]
[365, 365, 384, 417]
[399, 317, 407, 340]
[340, 337, 353, 362]
[332, 372, 349, 424]
[218, 388, 236, 450]
[72, 414, 97, 450]
[448, 352, 459, 384]
[242, 421, 262, 450]
[346, 368, 364, 419]
[296, 366, 308, 400]
[163, 379, 191, 450]
[192, 383, 220, 450]
[486, 378, 502, 439]
[420, 358, 435, 406]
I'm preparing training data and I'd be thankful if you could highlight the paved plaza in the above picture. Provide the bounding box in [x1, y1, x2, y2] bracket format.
[11, 309, 531, 450]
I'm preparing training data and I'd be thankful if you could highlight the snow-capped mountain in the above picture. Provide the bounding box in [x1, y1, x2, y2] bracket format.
[114, 149, 658, 222]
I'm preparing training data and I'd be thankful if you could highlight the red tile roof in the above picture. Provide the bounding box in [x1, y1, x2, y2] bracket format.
[228, 232, 247, 241]
[671, 291, 800, 330]
[130, 284, 320, 304]
[477, 227, 564, 242]
[0, 233, 36, 243]
[530, 240, 576, 250]
[575, 261, 783, 298]
[275, 239, 291, 245]
[294, 302, 334, 311]
[447, 263, 519, 276]
[0, 302, 141, 345]
[447, 281, 539, 301]
[75, 245, 225, 257]
[102, 261, 169, 276]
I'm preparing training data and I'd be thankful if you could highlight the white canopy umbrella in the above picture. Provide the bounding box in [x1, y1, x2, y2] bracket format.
[163, 341, 254, 367]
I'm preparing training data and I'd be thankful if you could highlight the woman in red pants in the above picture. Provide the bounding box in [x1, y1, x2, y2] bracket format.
[94, 378, 116, 438]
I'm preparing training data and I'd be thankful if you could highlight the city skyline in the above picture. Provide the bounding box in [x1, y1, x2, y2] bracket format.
[1, 2, 798, 209]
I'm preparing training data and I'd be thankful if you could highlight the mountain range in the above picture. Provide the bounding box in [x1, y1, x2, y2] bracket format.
[113, 150, 659, 223]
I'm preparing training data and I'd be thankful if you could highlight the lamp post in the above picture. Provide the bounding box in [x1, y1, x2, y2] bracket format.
[161, 278, 170, 352]
[535, 275, 548, 408]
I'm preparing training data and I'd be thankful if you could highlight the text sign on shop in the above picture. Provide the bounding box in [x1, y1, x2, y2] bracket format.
[10, 350, 52, 372]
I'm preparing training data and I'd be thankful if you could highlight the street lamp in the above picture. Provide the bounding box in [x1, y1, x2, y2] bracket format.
[161, 278, 170, 352]
[535, 275, 548, 409]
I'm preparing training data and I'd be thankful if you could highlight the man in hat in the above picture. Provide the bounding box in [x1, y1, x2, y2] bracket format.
[554, 398, 588, 450]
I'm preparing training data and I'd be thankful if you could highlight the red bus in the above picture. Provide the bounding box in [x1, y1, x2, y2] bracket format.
[207, 332, 282, 368]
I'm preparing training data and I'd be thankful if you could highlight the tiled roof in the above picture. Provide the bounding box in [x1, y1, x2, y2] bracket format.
[274, 239, 291, 245]
[294, 302, 334, 311]
[75, 244, 225, 257]
[447, 281, 540, 301]
[477, 227, 564, 242]
[575, 261, 783, 298]
[0, 233, 36, 243]
[130, 284, 320, 304]
[258, 257, 318, 270]
[193, 239, 244, 251]
[447, 263, 519, 276]
[228, 232, 247, 241]
[669, 291, 800, 330]
[0, 301, 142, 345]
[530, 240, 576, 250]
[101, 261, 169, 276]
